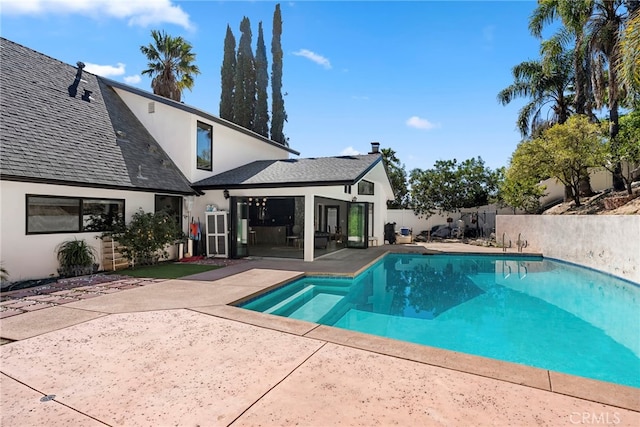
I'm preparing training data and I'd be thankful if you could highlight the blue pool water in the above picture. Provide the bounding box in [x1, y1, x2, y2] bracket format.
[240, 254, 640, 388]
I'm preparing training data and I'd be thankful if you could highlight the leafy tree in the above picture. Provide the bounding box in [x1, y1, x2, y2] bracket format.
[233, 17, 256, 130]
[140, 30, 200, 102]
[270, 3, 288, 145]
[499, 141, 549, 213]
[506, 115, 607, 207]
[497, 55, 574, 138]
[606, 110, 640, 194]
[254, 21, 269, 137]
[381, 148, 409, 208]
[219, 25, 236, 121]
[408, 157, 501, 218]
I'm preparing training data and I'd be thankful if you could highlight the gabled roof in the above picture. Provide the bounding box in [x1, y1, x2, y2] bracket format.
[0, 37, 194, 194]
[193, 154, 383, 189]
[106, 79, 300, 156]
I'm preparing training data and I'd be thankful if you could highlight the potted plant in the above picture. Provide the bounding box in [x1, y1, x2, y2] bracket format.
[56, 238, 97, 277]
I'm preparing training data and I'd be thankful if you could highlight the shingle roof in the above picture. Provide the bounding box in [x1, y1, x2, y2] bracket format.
[193, 154, 382, 189]
[0, 37, 194, 194]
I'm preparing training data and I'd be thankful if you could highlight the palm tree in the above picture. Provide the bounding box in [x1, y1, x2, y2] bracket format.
[530, 0, 595, 117]
[618, 7, 640, 103]
[140, 30, 200, 102]
[497, 53, 574, 138]
[586, 0, 632, 189]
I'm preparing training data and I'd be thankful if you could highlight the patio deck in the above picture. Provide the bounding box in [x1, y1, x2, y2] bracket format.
[1, 242, 638, 426]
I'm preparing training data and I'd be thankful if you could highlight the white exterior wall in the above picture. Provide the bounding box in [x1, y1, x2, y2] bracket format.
[0, 181, 164, 281]
[496, 214, 640, 283]
[113, 89, 291, 183]
[193, 163, 392, 262]
[539, 168, 614, 207]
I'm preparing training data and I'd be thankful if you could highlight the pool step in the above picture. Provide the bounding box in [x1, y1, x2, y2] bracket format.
[264, 285, 316, 315]
[290, 293, 344, 323]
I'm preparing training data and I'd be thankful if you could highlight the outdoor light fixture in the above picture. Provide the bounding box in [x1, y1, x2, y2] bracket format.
[223, 189, 230, 199]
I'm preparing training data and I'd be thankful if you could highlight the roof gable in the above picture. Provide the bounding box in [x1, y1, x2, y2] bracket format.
[0, 37, 194, 194]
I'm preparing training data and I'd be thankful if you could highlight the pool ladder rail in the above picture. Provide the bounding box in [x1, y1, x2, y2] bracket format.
[516, 233, 528, 253]
[502, 232, 528, 253]
[500, 260, 529, 280]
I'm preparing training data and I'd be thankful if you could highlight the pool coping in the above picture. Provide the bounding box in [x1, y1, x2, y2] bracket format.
[224, 253, 640, 413]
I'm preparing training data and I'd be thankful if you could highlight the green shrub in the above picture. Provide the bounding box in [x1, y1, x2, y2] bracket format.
[56, 238, 97, 277]
[103, 209, 183, 267]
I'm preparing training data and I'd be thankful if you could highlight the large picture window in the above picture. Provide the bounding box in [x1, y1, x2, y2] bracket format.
[196, 121, 212, 171]
[26, 195, 124, 234]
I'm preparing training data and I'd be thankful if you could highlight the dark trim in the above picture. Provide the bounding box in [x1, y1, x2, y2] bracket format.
[353, 155, 383, 183]
[194, 179, 357, 191]
[103, 77, 300, 156]
[2, 174, 197, 196]
[192, 155, 384, 191]
[26, 194, 126, 235]
[196, 121, 213, 172]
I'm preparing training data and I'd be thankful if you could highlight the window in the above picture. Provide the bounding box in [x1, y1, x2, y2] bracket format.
[196, 121, 212, 171]
[155, 195, 182, 229]
[358, 180, 374, 195]
[344, 185, 352, 194]
[26, 195, 124, 234]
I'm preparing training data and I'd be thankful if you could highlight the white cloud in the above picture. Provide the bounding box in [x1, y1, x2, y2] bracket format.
[1, 0, 193, 30]
[340, 146, 360, 156]
[292, 49, 331, 69]
[124, 74, 142, 84]
[406, 116, 439, 130]
[84, 62, 126, 77]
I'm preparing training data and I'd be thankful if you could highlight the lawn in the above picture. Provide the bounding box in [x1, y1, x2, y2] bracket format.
[118, 263, 222, 279]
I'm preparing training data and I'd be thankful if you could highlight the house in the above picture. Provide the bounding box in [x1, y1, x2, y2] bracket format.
[0, 37, 394, 282]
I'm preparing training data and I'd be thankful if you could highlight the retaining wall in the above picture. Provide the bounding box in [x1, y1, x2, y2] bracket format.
[496, 215, 640, 283]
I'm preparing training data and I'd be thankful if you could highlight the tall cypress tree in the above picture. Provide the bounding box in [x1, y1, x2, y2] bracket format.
[254, 22, 269, 137]
[233, 17, 256, 130]
[270, 3, 287, 145]
[219, 25, 236, 121]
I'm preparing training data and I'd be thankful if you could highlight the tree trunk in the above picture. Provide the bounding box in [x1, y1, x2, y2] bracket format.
[564, 184, 574, 202]
[579, 168, 594, 197]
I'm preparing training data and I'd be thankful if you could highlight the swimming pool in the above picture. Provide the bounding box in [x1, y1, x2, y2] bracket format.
[240, 253, 640, 388]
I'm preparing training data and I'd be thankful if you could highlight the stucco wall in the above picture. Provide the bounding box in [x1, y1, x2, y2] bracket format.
[113, 88, 291, 183]
[496, 215, 640, 283]
[0, 181, 182, 282]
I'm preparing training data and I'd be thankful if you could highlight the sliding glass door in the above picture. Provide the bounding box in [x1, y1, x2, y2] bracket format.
[346, 202, 368, 249]
[229, 197, 249, 258]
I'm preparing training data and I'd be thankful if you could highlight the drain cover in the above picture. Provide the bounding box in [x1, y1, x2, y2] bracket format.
[40, 395, 55, 402]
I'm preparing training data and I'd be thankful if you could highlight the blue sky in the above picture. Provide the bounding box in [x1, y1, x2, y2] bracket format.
[1, 0, 547, 172]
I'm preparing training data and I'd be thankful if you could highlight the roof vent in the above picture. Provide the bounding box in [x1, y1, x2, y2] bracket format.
[369, 142, 380, 154]
[81, 89, 93, 102]
[116, 130, 126, 138]
[148, 102, 155, 114]
[68, 61, 86, 98]
[136, 165, 148, 180]
[161, 159, 171, 167]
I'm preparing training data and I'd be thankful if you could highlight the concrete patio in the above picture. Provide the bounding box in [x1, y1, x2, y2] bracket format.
[1, 243, 639, 426]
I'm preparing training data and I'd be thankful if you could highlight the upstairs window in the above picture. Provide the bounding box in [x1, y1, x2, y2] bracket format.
[196, 121, 212, 171]
[358, 180, 374, 195]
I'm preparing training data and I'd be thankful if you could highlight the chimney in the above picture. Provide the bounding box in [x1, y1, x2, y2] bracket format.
[369, 142, 380, 154]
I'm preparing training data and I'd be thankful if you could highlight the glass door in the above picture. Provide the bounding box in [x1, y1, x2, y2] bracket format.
[229, 197, 249, 258]
[346, 202, 368, 249]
